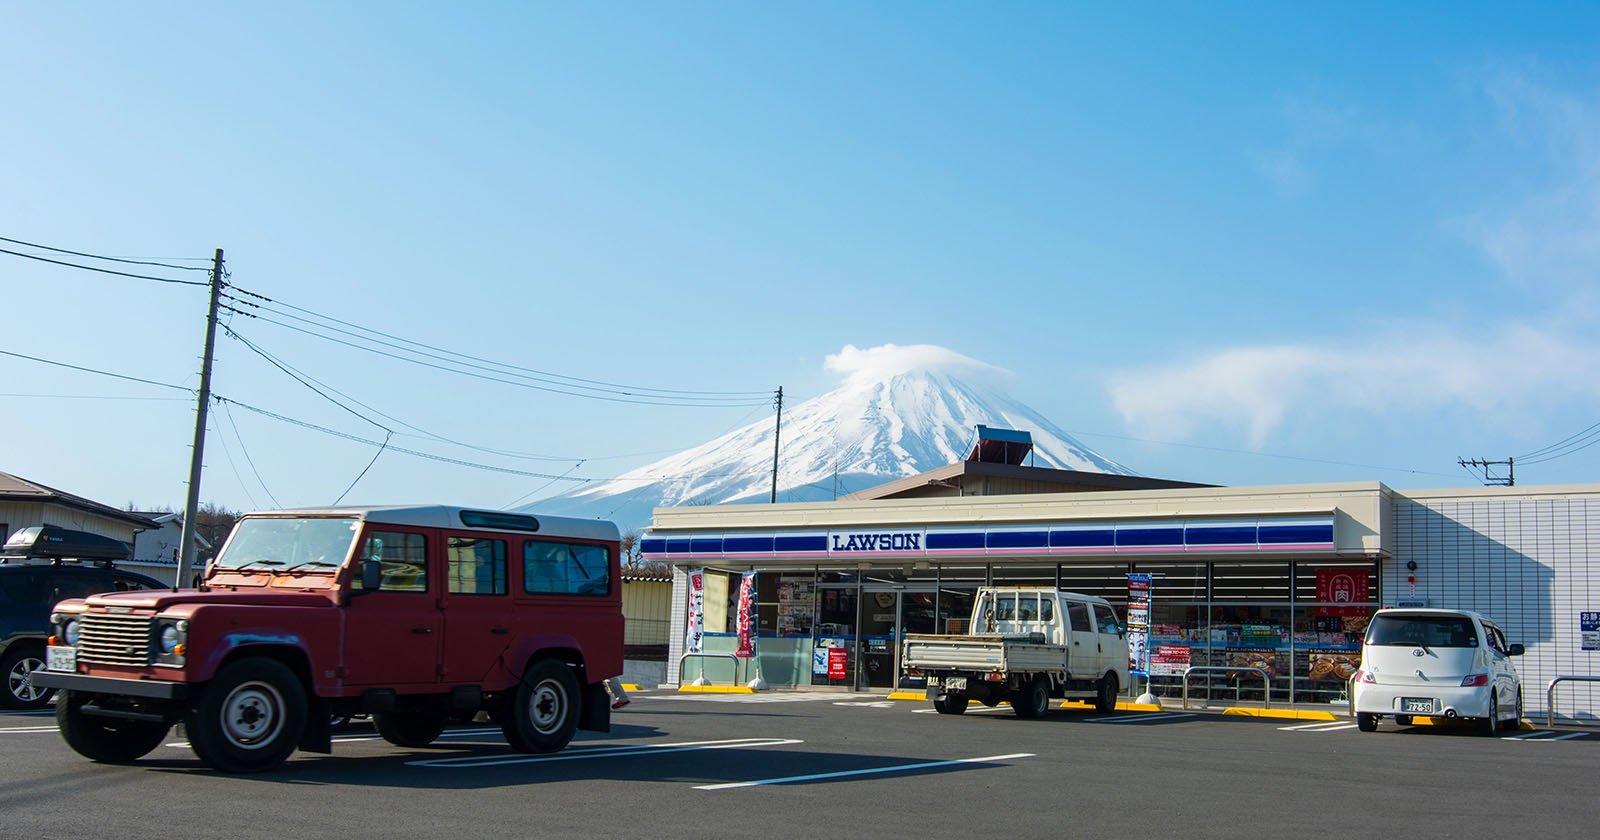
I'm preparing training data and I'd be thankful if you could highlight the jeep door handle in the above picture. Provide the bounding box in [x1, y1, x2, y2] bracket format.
[411, 626, 434, 634]
[491, 627, 511, 635]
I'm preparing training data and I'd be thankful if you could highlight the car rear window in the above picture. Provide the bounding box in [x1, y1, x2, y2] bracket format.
[1366, 614, 1479, 648]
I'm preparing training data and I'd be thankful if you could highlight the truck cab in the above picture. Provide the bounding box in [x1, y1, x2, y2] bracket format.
[35, 505, 624, 773]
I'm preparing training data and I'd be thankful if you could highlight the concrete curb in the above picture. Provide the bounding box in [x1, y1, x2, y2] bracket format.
[1222, 708, 1339, 721]
[677, 685, 756, 694]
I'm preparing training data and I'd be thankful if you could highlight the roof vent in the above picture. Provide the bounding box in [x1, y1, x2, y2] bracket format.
[967, 425, 1034, 466]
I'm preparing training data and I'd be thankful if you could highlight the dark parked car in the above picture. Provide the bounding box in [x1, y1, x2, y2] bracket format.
[1, 527, 166, 709]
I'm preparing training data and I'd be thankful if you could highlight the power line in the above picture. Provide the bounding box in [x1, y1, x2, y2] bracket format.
[0, 393, 189, 401]
[210, 409, 263, 511]
[0, 234, 211, 272]
[220, 399, 282, 508]
[222, 287, 771, 401]
[0, 246, 210, 286]
[1517, 420, 1600, 464]
[0, 348, 193, 392]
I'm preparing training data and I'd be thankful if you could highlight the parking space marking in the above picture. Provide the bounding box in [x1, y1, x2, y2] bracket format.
[166, 726, 504, 749]
[407, 737, 804, 769]
[1082, 713, 1196, 724]
[912, 706, 1014, 715]
[694, 752, 1035, 790]
[1278, 721, 1359, 733]
[1503, 731, 1589, 742]
[0, 725, 60, 734]
[834, 701, 895, 709]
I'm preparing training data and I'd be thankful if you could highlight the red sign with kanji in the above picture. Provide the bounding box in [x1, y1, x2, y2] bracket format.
[1315, 568, 1369, 616]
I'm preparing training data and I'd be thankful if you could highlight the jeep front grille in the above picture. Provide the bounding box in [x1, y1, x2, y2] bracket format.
[77, 614, 155, 667]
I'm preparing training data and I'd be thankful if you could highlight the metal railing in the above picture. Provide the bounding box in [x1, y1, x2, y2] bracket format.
[1181, 665, 1271, 710]
[1545, 675, 1600, 728]
[677, 652, 742, 687]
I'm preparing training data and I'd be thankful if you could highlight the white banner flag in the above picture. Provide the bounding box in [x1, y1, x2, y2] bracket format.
[685, 568, 705, 654]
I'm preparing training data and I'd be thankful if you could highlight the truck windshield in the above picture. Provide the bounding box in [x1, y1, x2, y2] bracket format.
[215, 517, 362, 571]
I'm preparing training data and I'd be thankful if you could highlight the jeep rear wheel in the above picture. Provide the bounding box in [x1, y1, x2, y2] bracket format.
[186, 657, 306, 773]
[2, 647, 54, 709]
[56, 691, 171, 763]
[501, 659, 579, 753]
[375, 707, 450, 748]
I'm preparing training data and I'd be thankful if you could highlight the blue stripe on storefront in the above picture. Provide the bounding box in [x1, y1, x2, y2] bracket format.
[1051, 529, 1115, 547]
[987, 530, 1049, 549]
[1185, 526, 1258, 545]
[927, 532, 985, 550]
[1116, 528, 1184, 547]
[1258, 524, 1334, 544]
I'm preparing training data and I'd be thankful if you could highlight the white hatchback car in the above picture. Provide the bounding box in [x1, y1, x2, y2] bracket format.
[1351, 608, 1524, 735]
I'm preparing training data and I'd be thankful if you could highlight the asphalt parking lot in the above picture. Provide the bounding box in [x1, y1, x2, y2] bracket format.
[3, 691, 1596, 840]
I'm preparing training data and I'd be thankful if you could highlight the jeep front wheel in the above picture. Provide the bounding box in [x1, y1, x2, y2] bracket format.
[501, 659, 579, 754]
[56, 691, 171, 763]
[186, 657, 306, 773]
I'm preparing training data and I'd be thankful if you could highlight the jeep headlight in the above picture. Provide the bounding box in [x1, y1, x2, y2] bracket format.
[63, 618, 82, 647]
[159, 624, 182, 654]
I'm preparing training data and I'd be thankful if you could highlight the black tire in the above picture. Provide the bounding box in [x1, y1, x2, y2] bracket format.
[933, 694, 969, 715]
[1500, 690, 1522, 732]
[56, 691, 171, 763]
[1395, 714, 1414, 727]
[374, 707, 450, 748]
[1094, 673, 1119, 714]
[329, 713, 355, 731]
[1013, 677, 1051, 719]
[186, 657, 307, 773]
[1, 646, 55, 710]
[1356, 713, 1378, 732]
[1477, 696, 1498, 737]
[500, 659, 579, 754]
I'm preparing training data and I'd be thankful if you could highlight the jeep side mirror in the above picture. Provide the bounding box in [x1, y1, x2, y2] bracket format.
[361, 558, 383, 591]
[1508, 643, 1525, 656]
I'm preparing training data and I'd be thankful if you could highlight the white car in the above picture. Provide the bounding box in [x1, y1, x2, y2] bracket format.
[1351, 608, 1524, 735]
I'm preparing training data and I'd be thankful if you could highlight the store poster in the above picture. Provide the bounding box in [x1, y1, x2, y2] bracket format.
[735, 571, 757, 658]
[814, 638, 844, 675]
[777, 579, 815, 636]
[1314, 568, 1369, 617]
[1127, 574, 1152, 676]
[1582, 612, 1600, 651]
[1307, 651, 1360, 682]
[828, 646, 849, 680]
[684, 568, 705, 654]
[1149, 645, 1190, 677]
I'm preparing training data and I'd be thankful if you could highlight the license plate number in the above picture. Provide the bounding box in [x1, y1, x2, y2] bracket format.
[1402, 697, 1433, 714]
[47, 646, 77, 672]
[946, 677, 967, 691]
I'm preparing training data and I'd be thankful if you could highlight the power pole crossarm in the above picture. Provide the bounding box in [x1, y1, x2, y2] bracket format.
[177, 248, 224, 588]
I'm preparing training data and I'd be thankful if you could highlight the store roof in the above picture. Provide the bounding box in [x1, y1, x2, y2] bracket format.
[842, 460, 1213, 502]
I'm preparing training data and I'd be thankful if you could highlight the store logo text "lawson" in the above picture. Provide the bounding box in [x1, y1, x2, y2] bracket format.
[830, 532, 922, 552]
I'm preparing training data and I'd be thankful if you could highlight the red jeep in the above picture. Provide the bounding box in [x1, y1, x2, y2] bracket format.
[36, 505, 623, 773]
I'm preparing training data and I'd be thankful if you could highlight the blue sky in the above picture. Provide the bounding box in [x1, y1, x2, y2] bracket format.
[4, 3, 1599, 513]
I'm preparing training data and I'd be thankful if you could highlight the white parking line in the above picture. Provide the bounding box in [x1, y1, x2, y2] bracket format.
[167, 726, 503, 749]
[1503, 731, 1588, 742]
[912, 706, 1014, 715]
[695, 752, 1035, 790]
[0, 726, 60, 734]
[408, 737, 804, 769]
[1082, 713, 1195, 724]
[1278, 721, 1359, 732]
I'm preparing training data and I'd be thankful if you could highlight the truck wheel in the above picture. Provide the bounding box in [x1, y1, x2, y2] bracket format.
[2, 647, 55, 709]
[1094, 673, 1119, 714]
[375, 707, 450, 748]
[1013, 677, 1051, 719]
[186, 657, 307, 773]
[56, 691, 171, 763]
[501, 659, 579, 754]
[1356, 713, 1378, 732]
[933, 694, 969, 715]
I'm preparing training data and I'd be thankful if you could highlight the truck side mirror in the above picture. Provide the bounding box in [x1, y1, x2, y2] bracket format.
[361, 558, 383, 591]
[1508, 643, 1525, 656]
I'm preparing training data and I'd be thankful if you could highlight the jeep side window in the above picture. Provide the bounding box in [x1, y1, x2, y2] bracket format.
[447, 537, 506, 595]
[360, 530, 427, 593]
[523, 540, 610, 596]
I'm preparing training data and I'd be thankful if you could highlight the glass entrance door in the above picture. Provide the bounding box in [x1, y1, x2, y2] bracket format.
[860, 590, 898, 688]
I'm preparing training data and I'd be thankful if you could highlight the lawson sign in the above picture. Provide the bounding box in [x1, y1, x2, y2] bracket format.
[828, 530, 925, 554]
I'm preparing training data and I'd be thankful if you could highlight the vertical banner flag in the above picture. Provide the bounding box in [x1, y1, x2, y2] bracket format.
[1127, 573, 1152, 677]
[735, 571, 758, 658]
[685, 568, 705, 654]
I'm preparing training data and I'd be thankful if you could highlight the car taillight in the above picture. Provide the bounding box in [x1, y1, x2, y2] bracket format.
[1355, 669, 1376, 684]
[1461, 674, 1489, 687]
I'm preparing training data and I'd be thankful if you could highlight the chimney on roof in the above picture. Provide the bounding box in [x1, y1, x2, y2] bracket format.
[968, 425, 1034, 466]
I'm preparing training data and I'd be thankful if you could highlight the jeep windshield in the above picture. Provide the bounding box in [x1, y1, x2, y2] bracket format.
[214, 517, 362, 572]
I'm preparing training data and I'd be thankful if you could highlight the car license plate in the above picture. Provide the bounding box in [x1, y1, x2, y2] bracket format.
[1402, 697, 1433, 714]
[946, 677, 967, 691]
[47, 646, 77, 672]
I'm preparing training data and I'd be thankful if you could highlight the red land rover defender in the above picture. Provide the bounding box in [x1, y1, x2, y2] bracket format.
[35, 505, 623, 773]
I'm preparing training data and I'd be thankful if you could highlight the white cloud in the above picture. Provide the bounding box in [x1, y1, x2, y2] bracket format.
[824, 343, 1008, 386]
[1110, 325, 1600, 447]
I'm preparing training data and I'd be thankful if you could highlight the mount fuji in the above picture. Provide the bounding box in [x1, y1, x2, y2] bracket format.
[524, 344, 1131, 534]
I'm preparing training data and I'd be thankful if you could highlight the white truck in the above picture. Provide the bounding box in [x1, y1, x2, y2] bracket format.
[903, 587, 1130, 718]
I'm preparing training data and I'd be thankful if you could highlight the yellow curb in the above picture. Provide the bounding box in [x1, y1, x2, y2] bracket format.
[886, 691, 926, 701]
[1060, 700, 1165, 712]
[677, 684, 756, 694]
[620, 684, 642, 692]
[1223, 708, 1339, 721]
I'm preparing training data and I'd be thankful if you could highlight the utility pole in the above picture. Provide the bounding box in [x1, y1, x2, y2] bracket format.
[770, 386, 783, 503]
[176, 248, 224, 589]
[1458, 457, 1514, 487]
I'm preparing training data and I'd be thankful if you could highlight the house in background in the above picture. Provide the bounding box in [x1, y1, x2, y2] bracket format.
[129, 511, 210, 585]
[0, 471, 161, 575]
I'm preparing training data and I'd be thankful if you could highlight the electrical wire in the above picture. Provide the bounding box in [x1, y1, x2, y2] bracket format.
[222, 323, 391, 434]
[0, 246, 210, 286]
[220, 400, 283, 508]
[210, 412, 263, 511]
[1517, 420, 1600, 463]
[0, 348, 194, 392]
[0, 235, 211, 272]
[333, 430, 392, 505]
[222, 287, 771, 401]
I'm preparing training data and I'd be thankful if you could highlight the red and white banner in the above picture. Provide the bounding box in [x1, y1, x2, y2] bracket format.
[735, 571, 757, 658]
[685, 568, 705, 653]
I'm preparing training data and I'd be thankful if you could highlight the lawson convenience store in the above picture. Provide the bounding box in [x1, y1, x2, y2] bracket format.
[641, 479, 1600, 717]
